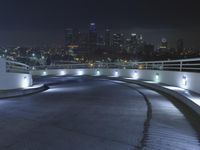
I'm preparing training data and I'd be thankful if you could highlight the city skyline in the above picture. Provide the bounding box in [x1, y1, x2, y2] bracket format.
[0, 25, 199, 49]
[1, 22, 198, 65]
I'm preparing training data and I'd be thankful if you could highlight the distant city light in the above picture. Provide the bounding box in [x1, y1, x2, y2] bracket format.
[90, 23, 95, 26]
[89, 63, 94, 67]
[131, 33, 136, 36]
[32, 53, 35, 57]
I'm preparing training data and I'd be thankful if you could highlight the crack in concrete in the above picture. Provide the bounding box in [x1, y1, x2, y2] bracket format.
[109, 80, 152, 150]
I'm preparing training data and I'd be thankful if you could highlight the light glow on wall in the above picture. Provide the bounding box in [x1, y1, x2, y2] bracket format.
[155, 73, 160, 82]
[163, 86, 186, 92]
[182, 76, 187, 86]
[22, 76, 29, 88]
[182, 75, 188, 88]
[114, 71, 119, 77]
[77, 70, 84, 76]
[96, 70, 100, 76]
[42, 71, 47, 76]
[132, 71, 138, 79]
[60, 70, 66, 76]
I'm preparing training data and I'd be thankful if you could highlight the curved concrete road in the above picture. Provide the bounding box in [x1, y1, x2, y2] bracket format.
[0, 76, 199, 150]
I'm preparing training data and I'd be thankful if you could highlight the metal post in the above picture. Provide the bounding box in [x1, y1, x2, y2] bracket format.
[180, 61, 182, 72]
[161, 62, 164, 70]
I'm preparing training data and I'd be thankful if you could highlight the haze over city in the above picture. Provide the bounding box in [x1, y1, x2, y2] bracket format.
[0, 0, 200, 48]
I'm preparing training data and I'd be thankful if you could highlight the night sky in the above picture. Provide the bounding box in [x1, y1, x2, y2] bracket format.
[0, 0, 199, 47]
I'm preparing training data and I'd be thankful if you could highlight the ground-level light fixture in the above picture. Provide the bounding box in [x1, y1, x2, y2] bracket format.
[132, 71, 138, 79]
[96, 70, 100, 76]
[182, 75, 187, 87]
[77, 70, 84, 76]
[22, 76, 29, 88]
[42, 71, 47, 76]
[155, 73, 160, 82]
[60, 70, 66, 76]
[114, 71, 119, 77]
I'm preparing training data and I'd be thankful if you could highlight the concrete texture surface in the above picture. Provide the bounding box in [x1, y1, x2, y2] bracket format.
[0, 76, 199, 150]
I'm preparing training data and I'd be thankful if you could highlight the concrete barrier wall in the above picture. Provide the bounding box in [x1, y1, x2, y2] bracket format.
[0, 59, 32, 90]
[0, 84, 46, 99]
[31, 68, 200, 94]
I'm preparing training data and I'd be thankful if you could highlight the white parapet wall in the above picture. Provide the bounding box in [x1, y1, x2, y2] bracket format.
[31, 68, 200, 94]
[0, 58, 33, 90]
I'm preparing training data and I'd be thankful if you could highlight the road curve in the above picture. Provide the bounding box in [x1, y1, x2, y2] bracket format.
[0, 76, 199, 150]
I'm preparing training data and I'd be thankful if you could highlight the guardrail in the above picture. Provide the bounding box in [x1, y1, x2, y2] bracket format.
[33, 58, 200, 72]
[6, 60, 30, 74]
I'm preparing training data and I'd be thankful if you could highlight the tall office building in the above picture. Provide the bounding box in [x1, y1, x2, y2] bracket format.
[177, 39, 184, 52]
[105, 29, 111, 47]
[72, 28, 80, 45]
[124, 38, 131, 53]
[65, 28, 73, 46]
[89, 23, 96, 32]
[112, 33, 124, 48]
[130, 33, 137, 50]
[97, 35, 104, 46]
[137, 34, 144, 44]
[77, 32, 88, 48]
[128, 33, 144, 54]
[159, 38, 168, 51]
[88, 23, 97, 49]
[130, 33, 137, 44]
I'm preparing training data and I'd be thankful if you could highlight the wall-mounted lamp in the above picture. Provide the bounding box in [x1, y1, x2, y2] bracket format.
[132, 71, 138, 79]
[77, 70, 84, 76]
[43, 71, 47, 76]
[114, 71, 119, 77]
[96, 70, 100, 76]
[60, 70, 66, 76]
[155, 73, 159, 82]
[182, 75, 187, 87]
[22, 76, 29, 88]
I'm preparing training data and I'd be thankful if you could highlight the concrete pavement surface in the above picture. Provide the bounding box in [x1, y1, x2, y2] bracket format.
[0, 76, 199, 150]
